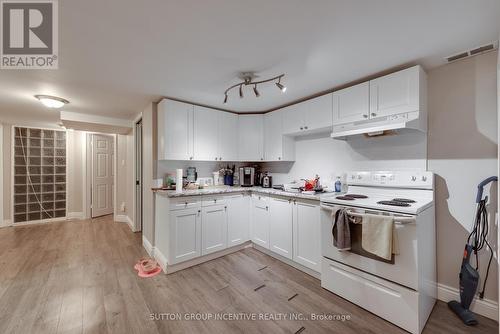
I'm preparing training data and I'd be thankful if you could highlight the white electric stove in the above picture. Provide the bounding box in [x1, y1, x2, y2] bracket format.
[320, 171, 436, 334]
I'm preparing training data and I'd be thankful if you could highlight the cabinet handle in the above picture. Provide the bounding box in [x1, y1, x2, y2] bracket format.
[363, 115, 368, 118]
[224, 206, 227, 210]
[265, 206, 269, 211]
[300, 127, 303, 130]
[371, 113, 377, 117]
[190, 156, 193, 160]
[261, 157, 264, 161]
[304, 126, 308, 130]
[288, 199, 291, 203]
[219, 157, 222, 160]
[215, 157, 218, 160]
[278, 157, 281, 160]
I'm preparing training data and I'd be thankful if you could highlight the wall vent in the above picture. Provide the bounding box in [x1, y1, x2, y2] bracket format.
[445, 41, 498, 63]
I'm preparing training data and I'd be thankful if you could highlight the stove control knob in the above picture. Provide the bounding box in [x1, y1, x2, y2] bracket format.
[357, 175, 362, 180]
[411, 176, 417, 181]
[421, 176, 427, 181]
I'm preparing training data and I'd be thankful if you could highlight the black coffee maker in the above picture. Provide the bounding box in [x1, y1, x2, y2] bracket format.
[254, 166, 262, 187]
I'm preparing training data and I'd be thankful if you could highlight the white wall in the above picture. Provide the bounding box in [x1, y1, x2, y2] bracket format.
[126, 133, 134, 223]
[266, 130, 427, 186]
[66, 130, 86, 216]
[428, 51, 498, 301]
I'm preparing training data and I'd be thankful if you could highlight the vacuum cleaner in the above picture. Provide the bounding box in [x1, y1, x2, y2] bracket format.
[448, 176, 497, 325]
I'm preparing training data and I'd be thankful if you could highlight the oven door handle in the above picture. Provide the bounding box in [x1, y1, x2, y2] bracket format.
[320, 204, 416, 225]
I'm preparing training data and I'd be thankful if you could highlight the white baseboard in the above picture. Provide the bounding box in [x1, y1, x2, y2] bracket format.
[1, 219, 12, 228]
[437, 283, 498, 321]
[115, 214, 135, 231]
[142, 236, 154, 257]
[67, 212, 85, 220]
[154, 247, 168, 272]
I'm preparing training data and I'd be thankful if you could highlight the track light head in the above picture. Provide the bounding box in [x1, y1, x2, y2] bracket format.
[276, 78, 286, 93]
[253, 85, 260, 97]
[239, 85, 243, 98]
[223, 94, 228, 104]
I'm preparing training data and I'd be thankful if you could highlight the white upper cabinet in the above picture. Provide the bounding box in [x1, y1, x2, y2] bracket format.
[193, 106, 219, 161]
[304, 94, 333, 131]
[158, 99, 194, 160]
[238, 114, 264, 161]
[369, 65, 422, 118]
[218, 112, 238, 161]
[264, 110, 295, 161]
[282, 103, 305, 135]
[332, 82, 370, 125]
[282, 94, 333, 135]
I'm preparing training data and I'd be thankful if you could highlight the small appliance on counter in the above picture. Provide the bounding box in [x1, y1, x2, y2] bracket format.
[239, 167, 255, 187]
[186, 167, 197, 183]
[254, 169, 263, 187]
[262, 172, 272, 188]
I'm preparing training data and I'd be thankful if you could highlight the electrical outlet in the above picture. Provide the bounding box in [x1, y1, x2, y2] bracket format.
[120, 202, 126, 212]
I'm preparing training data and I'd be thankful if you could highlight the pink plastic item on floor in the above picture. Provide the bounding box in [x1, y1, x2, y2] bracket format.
[134, 258, 162, 278]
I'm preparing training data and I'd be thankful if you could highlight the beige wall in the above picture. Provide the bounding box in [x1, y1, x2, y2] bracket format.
[142, 103, 157, 243]
[428, 51, 498, 301]
[3, 125, 11, 221]
[66, 130, 85, 214]
[115, 134, 128, 216]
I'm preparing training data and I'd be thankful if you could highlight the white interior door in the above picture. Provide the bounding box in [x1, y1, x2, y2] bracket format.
[92, 134, 114, 217]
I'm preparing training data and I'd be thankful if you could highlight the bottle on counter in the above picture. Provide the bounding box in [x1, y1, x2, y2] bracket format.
[335, 176, 342, 192]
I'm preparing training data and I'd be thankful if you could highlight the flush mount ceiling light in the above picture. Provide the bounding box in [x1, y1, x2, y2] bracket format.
[34, 95, 69, 109]
[223, 73, 285, 104]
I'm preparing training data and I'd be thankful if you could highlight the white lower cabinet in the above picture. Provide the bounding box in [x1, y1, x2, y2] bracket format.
[169, 207, 202, 264]
[269, 197, 293, 259]
[293, 200, 321, 272]
[201, 204, 228, 255]
[251, 194, 270, 248]
[227, 194, 250, 247]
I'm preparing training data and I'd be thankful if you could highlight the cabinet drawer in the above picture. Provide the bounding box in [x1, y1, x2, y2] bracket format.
[202, 195, 228, 207]
[169, 197, 201, 211]
[251, 193, 269, 206]
[321, 258, 419, 333]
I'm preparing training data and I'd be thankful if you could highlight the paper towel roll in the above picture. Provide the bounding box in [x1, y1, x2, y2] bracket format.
[176, 169, 183, 193]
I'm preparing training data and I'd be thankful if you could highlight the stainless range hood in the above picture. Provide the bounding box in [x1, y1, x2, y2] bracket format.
[330, 111, 426, 139]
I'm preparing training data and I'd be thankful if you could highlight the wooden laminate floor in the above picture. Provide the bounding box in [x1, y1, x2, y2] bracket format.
[0, 215, 497, 334]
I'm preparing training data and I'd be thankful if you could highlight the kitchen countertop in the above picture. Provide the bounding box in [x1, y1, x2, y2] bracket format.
[154, 186, 337, 201]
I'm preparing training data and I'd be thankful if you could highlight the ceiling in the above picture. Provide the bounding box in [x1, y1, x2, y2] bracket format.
[1, 0, 499, 126]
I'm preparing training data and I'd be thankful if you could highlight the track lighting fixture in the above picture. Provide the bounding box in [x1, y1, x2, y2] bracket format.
[223, 73, 285, 104]
[253, 84, 260, 97]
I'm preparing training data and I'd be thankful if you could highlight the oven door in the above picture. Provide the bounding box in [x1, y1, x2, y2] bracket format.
[320, 203, 418, 290]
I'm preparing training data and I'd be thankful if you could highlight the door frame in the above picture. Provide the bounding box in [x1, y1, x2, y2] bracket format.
[85, 132, 117, 219]
[0, 124, 3, 227]
[133, 113, 143, 232]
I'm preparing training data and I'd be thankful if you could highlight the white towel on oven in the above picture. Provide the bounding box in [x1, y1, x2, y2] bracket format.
[361, 214, 399, 260]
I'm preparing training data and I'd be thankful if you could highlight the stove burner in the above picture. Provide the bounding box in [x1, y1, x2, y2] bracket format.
[377, 200, 411, 207]
[392, 198, 416, 203]
[345, 194, 369, 199]
[336, 196, 356, 200]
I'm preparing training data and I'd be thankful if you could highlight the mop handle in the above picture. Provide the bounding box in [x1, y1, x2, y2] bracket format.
[475, 176, 498, 203]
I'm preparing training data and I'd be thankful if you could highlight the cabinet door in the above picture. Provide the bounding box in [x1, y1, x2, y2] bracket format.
[282, 103, 305, 135]
[218, 112, 239, 161]
[158, 99, 193, 160]
[201, 204, 227, 255]
[227, 193, 250, 247]
[332, 82, 370, 125]
[193, 106, 219, 161]
[293, 200, 321, 272]
[269, 197, 293, 259]
[304, 94, 333, 131]
[169, 207, 201, 264]
[369, 65, 420, 118]
[264, 111, 283, 161]
[251, 195, 269, 248]
[238, 115, 264, 161]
